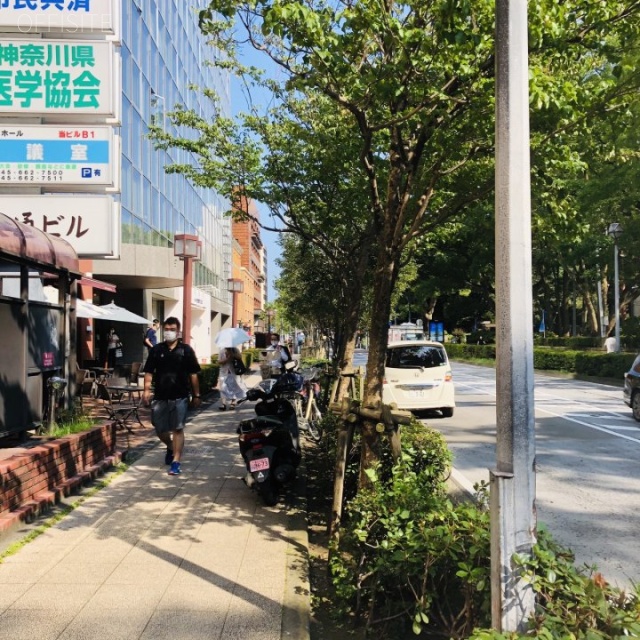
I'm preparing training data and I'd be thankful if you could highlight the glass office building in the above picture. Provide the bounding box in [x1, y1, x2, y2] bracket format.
[90, 1, 232, 362]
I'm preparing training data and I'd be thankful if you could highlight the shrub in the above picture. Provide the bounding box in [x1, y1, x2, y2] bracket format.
[328, 417, 640, 639]
[533, 348, 579, 372]
[535, 336, 602, 349]
[329, 422, 492, 638]
[198, 364, 219, 394]
[244, 347, 263, 362]
[241, 350, 253, 370]
[469, 529, 640, 639]
[575, 352, 635, 378]
[447, 343, 497, 360]
[447, 344, 635, 379]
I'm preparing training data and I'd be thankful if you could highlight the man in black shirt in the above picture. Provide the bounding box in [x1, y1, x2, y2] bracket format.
[142, 317, 201, 476]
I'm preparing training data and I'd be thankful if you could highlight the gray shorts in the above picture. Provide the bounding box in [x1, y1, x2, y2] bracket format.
[151, 398, 189, 435]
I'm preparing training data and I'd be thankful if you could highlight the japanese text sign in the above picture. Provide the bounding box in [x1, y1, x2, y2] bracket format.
[0, 38, 117, 114]
[0, 125, 114, 185]
[0, 0, 118, 35]
[0, 194, 120, 257]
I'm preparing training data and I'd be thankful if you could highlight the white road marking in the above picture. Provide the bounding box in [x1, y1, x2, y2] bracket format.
[454, 374, 640, 445]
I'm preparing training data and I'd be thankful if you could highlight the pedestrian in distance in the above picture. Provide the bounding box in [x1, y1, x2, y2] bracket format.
[267, 332, 290, 372]
[217, 347, 247, 410]
[296, 330, 305, 354]
[604, 335, 617, 353]
[142, 317, 201, 476]
[143, 318, 160, 351]
[106, 327, 121, 368]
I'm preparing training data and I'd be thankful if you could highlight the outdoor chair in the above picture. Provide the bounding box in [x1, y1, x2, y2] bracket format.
[129, 361, 142, 384]
[74, 369, 94, 410]
[96, 383, 143, 432]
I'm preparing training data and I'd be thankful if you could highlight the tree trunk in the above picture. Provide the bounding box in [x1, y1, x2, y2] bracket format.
[583, 284, 599, 335]
[359, 243, 400, 488]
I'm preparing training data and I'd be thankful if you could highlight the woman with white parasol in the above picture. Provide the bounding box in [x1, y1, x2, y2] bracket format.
[215, 328, 250, 410]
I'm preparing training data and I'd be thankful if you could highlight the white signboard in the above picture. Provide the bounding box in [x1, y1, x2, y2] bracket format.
[0, 38, 117, 115]
[0, 194, 120, 257]
[0, 124, 115, 185]
[0, 0, 119, 35]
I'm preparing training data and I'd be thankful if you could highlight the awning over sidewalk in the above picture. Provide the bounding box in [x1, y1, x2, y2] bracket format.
[78, 276, 117, 293]
[0, 211, 80, 275]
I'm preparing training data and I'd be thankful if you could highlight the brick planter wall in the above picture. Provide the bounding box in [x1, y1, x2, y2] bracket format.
[0, 423, 118, 534]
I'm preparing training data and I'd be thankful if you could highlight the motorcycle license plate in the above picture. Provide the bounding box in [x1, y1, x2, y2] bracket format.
[249, 457, 270, 472]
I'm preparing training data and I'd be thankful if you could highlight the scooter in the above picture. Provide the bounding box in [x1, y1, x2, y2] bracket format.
[237, 369, 302, 505]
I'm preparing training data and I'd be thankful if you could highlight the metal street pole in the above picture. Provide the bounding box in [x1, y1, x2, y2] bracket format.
[493, 0, 536, 631]
[606, 223, 623, 351]
[174, 234, 201, 346]
[182, 257, 193, 344]
[614, 240, 620, 351]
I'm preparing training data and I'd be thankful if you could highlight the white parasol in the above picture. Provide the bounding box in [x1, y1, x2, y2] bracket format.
[75, 298, 110, 319]
[214, 327, 251, 349]
[98, 302, 153, 325]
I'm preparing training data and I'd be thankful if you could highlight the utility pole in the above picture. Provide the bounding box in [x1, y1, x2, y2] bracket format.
[493, 0, 536, 631]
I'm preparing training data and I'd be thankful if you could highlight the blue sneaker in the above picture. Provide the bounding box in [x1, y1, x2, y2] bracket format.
[168, 461, 181, 476]
[164, 448, 174, 465]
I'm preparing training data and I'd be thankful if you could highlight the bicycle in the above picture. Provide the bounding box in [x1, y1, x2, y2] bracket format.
[291, 367, 324, 443]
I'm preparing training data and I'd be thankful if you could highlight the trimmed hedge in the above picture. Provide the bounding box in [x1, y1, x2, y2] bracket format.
[446, 343, 636, 378]
[197, 364, 220, 394]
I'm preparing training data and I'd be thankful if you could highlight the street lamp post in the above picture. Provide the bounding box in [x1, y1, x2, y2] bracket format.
[228, 279, 244, 328]
[607, 223, 623, 352]
[174, 233, 201, 345]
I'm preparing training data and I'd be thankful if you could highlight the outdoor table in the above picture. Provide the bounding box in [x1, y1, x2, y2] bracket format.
[88, 367, 114, 390]
[106, 382, 142, 403]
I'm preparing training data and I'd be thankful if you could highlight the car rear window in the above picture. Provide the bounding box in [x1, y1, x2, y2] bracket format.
[386, 345, 447, 369]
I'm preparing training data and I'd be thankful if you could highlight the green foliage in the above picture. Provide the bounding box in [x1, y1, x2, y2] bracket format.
[447, 344, 635, 378]
[470, 529, 640, 639]
[47, 413, 97, 438]
[329, 419, 640, 638]
[243, 347, 263, 363]
[533, 348, 581, 372]
[535, 337, 603, 349]
[197, 364, 219, 394]
[240, 350, 253, 370]
[330, 421, 492, 638]
[622, 317, 640, 348]
[447, 343, 497, 361]
[574, 352, 635, 378]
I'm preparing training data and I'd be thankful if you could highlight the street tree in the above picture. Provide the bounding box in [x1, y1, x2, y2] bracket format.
[162, 0, 640, 481]
[151, 91, 378, 394]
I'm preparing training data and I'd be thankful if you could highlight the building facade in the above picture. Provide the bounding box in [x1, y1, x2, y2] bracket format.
[232, 196, 267, 334]
[87, 0, 233, 364]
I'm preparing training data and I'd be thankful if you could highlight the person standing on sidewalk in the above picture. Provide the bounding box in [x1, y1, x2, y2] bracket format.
[142, 317, 201, 476]
[217, 346, 247, 410]
[143, 319, 160, 351]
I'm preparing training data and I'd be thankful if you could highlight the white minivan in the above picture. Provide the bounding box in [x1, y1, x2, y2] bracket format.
[382, 340, 455, 417]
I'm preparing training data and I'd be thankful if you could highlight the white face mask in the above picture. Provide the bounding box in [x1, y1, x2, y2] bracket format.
[164, 330, 178, 342]
[271, 341, 278, 346]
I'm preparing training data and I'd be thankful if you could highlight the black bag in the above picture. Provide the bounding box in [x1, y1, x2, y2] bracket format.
[233, 357, 247, 376]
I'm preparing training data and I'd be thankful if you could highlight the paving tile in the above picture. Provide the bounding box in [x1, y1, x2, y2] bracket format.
[87, 582, 166, 609]
[140, 608, 226, 640]
[104, 559, 179, 585]
[58, 607, 150, 640]
[0, 582, 30, 613]
[38, 561, 118, 585]
[9, 582, 99, 614]
[0, 561, 51, 584]
[0, 609, 73, 640]
[157, 578, 235, 610]
[62, 539, 134, 564]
